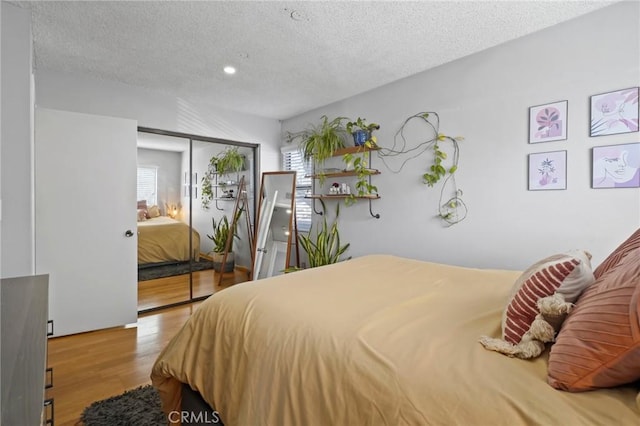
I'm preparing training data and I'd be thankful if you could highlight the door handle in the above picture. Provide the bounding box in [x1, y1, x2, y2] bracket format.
[124, 230, 134, 237]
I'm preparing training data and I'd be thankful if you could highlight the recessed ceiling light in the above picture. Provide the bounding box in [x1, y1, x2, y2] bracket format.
[223, 66, 236, 75]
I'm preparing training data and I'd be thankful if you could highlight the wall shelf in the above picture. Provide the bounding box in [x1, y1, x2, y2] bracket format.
[331, 146, 380, 157]
[305, 194, 380, 200]
[306, 169, 380, 179]
[211, 171, 241, 211]
[308, 145, 381, 218]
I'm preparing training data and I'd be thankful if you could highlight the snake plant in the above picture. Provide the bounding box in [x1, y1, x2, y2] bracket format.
[297, 201, 350, 268]
[207, 209, 242, 253]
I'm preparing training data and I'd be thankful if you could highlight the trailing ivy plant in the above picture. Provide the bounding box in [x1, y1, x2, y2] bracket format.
[378, 111, 467, 226]
[342, 147, 378, 206]
[422, 133, 459, 187]
[201, 174, 214, 209]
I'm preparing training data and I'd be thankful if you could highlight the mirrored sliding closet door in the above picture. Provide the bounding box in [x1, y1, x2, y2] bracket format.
[136, 129, 258, 313]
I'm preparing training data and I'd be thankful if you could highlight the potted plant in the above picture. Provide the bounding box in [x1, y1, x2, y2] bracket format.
[346, 117, 380, 147]
[207, 214, 240, 273]
[216, 146, 246, 175]
[296, 201, 350, 268]
[290, 115, 349, 177]
[201, 148, 246, 209]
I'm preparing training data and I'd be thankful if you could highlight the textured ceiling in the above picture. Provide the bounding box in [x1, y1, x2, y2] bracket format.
[16, 1, 617, 120]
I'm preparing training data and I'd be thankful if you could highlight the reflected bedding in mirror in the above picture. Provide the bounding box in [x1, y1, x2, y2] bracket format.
[138, 216, 200, 265]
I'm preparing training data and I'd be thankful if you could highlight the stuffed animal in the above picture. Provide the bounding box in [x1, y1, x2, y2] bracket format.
[479, 250, 595, 359]
[479, 293, 573, 358]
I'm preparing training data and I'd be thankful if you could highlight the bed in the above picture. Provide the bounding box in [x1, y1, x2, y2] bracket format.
[138, 216, 200, 265]
[151, 246, 640, 425]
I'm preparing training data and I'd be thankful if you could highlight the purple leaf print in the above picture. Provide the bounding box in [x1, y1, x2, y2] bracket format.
[535, 107, 563, 139]
[537, 107, 560, 129]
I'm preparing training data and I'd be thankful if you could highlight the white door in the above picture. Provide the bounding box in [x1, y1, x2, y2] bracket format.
[35, 108, 138, 336]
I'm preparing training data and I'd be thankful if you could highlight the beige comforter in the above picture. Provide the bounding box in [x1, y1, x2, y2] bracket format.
[151, 255, 639, 425]
[138, 216, 200, 264]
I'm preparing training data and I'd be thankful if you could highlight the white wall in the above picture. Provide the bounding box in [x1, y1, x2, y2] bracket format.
[1, 2, 34, 278]
[35, 70, 282, 171]
[35, 64, 283, 274]
[282, 2, 640, 270]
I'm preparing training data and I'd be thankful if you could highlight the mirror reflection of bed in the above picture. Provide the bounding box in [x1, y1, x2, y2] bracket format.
[136, 131, 254, 312]
[136, 200, 201, 310]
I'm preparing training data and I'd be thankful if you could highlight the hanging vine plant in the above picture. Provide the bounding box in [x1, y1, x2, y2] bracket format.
[378, 112, 467, 226]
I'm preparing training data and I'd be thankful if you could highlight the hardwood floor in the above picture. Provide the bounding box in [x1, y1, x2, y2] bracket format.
[138, 267, 250, 311]
[44, 267, 250, 425]
[48, 267, 248, 426]
[46, 302, 203, 425]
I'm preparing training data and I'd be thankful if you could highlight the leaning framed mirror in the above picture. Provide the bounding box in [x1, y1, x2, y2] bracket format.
[252, 171, 299, 280]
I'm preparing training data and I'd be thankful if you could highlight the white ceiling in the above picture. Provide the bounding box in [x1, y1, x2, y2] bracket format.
[16, 0, 617, 120]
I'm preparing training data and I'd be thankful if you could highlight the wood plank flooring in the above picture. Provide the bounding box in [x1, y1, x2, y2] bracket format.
[48, 268, 246, 426]
[138, 268, 250, 311]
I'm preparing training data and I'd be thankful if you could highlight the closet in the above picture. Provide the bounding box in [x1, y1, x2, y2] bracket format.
[35, 108, 259, 337]
[136, 128, 258, 312]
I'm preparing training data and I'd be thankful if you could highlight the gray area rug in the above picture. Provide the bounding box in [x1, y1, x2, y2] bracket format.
[82, 384, 224, 426]
[138, 259, 213, 281]
[81, 385, 166, 426]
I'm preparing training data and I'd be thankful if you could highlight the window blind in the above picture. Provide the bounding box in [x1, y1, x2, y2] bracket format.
[137, 166, 158, 206]
[281, 146, 312, 232]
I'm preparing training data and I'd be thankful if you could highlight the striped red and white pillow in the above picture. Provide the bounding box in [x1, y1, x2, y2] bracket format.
[502, 250, 594, 345]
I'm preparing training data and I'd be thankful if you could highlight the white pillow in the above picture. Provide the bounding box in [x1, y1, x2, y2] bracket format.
[147, 205, 160, 218]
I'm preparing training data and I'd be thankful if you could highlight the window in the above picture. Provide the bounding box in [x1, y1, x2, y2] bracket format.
[281, 146, 312, 232]
[137, 166, 158, 206]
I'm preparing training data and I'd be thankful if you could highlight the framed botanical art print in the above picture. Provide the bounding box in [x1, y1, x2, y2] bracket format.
[528, 150, 567, 190]
[529, 100, 568, 143]
[590, 87, 639, 137]
[592, 142, 640, 188]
